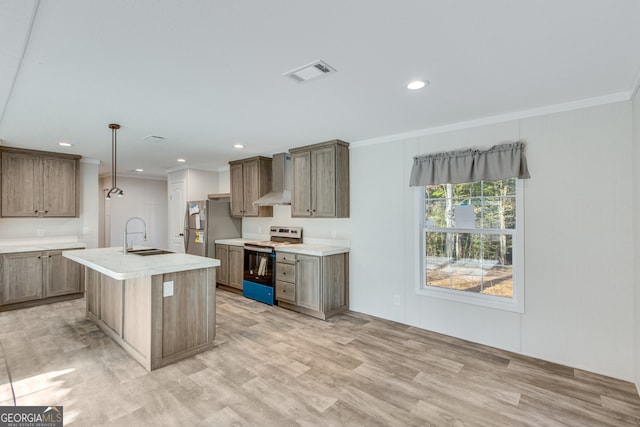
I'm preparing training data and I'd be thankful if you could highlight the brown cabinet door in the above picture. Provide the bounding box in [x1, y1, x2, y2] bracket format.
[162, 269, 208, 357]
[86, 268, 100, 318]
[296, 254, 321, 311]
[42, 156, 78, 217]
[43, 250, 83, 297]
[311, 146, 337, 217]
[1, 151, 41, 217]
[1, 252, 43, 305]
[100, 275, 123, 335]
[242, 159, 259, 216]
[228, 245, 244, 290]
[215, 245, 229, 285]
[229, 163, 244, 217]
[291, 151, 311, 217]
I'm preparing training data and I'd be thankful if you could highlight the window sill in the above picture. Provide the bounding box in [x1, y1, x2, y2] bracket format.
[416, 285, 524, 313]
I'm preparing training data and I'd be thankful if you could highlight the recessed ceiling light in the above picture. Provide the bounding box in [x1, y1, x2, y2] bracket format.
[233, 144, 244, 149]
[134, 168, 144, 172]
[177, 158, 186, 163]
[58, 142, 73, 147]
[407, 80, 428, 90]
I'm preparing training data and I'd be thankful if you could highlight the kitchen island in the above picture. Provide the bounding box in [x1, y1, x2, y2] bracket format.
[63, 247, 219, 371]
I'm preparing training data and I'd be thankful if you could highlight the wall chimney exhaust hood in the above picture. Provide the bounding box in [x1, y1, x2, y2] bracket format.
[253, 153, 292, 206]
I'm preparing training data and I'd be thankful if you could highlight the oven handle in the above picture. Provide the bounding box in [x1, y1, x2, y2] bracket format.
[244, 246, 275, 254]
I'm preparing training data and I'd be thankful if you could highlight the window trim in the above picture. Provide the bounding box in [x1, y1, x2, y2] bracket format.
[415, 179, 525, 313]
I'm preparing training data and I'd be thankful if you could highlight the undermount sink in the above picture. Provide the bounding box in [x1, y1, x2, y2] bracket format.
[126, 248, 175, 256]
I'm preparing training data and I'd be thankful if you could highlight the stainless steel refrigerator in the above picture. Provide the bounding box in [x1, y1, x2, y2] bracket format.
[184, 198, 242, 257]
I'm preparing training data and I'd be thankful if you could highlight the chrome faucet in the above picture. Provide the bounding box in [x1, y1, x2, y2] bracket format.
[124, 216, 147, 254]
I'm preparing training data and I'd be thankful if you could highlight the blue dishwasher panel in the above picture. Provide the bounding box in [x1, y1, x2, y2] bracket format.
[243, 280, 275, 305]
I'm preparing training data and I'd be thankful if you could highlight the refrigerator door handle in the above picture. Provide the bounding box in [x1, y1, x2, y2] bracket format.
[183, 229, 189, 252]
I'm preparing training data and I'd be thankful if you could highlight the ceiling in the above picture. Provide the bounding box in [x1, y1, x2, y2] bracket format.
[1, 0, 639, 178]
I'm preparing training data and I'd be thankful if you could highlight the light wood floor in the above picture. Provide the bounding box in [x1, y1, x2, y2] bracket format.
[0, 289, 638, 426]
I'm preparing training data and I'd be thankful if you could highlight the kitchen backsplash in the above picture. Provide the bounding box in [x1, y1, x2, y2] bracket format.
[242, 205, 351, 247]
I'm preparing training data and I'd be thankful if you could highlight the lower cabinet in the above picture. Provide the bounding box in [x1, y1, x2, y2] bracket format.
[275, 251, 348, 320]
[0, 252, 43, 305]
[215, 244, 244, 291]
[44, 250, 84, 297]
[215, 245, 229, 285]
[228, 245, 244, 290]
[0, 248, 84, 308]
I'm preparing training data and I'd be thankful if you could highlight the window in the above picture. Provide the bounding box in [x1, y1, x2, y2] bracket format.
[419, 178, 524, 312]
[409, 142, 529, 312]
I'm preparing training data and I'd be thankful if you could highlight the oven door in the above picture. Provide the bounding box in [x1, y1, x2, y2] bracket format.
[243, 246, 275, 287]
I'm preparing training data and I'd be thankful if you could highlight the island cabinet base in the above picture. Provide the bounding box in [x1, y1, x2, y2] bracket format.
[85, 266, 216, 371]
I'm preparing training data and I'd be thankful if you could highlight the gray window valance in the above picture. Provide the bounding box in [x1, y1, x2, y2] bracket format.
[409, 141, 530, 186]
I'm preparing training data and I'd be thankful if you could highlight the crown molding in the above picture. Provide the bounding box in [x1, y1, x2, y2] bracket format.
[351, 91, 631, 148]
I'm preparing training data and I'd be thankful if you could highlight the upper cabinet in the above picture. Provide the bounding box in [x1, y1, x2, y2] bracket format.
[229, 156, 272, 217]
[289, 140, 349, 218]
[1, 147, 80, 218]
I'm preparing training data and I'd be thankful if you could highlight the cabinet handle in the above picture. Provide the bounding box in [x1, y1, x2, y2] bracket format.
[306, 209, 310, 212]
[44, 210, 48, 214]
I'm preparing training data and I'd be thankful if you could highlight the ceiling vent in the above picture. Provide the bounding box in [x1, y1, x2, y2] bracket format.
[143, 135, 166, 143]
[283, 60, 336, 83]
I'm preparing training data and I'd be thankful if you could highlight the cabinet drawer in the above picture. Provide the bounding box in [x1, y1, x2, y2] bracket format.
[276, 252, 296, 264]
[276, 262, 295, 282]
[276, 280, 295, 303]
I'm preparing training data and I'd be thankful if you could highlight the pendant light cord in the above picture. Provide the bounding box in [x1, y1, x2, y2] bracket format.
[107, 123, 121, 197]
[112, 124, 117, 190]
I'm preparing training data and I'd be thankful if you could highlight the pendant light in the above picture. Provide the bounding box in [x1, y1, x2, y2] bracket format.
[105, 123, 124, 199]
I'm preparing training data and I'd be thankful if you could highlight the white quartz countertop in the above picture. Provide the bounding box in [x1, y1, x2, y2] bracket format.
[214, 238, 256, 246]
[215, 238, 349, 256]
[0, 241, 87, 254]
[63, 247, 220, 280]
[275, 244, 350, 256]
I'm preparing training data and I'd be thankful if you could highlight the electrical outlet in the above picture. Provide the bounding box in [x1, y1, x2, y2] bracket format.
[36, 228, 45, 237]
[82, 226, 90, 235]
[331, 230, 337, 238]
[394, 295, 401, 306]
[163, 281, 174, 297]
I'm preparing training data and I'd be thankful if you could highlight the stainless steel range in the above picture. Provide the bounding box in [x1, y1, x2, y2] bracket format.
[243, 226, 302, 305]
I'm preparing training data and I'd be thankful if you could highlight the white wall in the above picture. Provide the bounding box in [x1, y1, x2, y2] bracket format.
[101, 176, 168, 249]
[633, 87, 640, 392]
[218, 168, 230, 194]
[0, 159, 99, 248]
[347, 101, 634, 381]
[242, 205, 351, 245]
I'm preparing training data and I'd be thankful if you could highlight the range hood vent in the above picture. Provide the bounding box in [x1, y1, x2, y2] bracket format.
[253, 153, 292, 206]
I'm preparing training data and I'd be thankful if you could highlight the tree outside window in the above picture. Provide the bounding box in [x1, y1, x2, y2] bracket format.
[424, 178, 516, 298]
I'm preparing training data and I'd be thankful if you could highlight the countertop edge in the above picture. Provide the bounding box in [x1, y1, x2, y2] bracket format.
[63, 249, 220, 280]
[214, 238, 255, 246]
[0, 242, 87, 254]
[275, 246, 350, 256]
